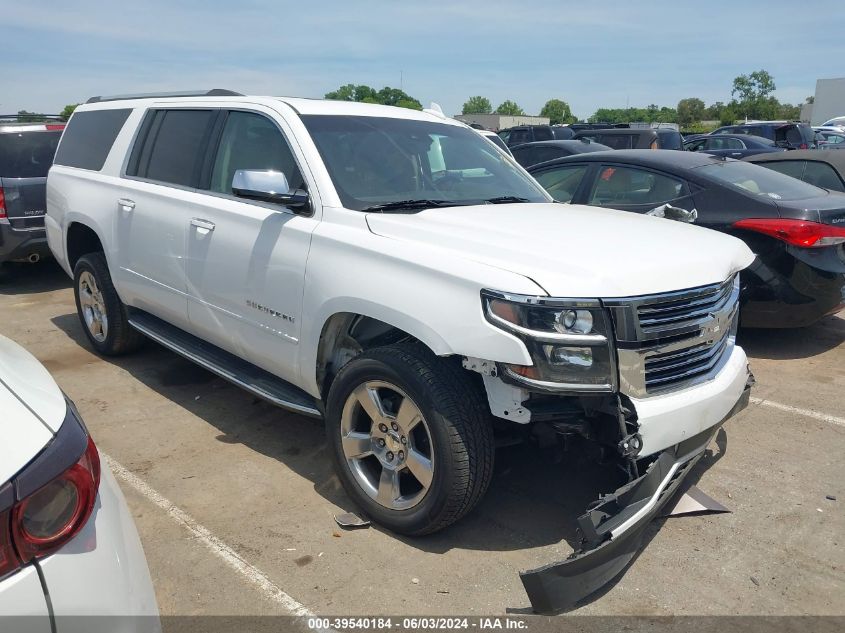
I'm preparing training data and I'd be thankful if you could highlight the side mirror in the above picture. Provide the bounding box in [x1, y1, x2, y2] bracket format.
[231, 170, 309, 212]
[646, 204, 698, 223]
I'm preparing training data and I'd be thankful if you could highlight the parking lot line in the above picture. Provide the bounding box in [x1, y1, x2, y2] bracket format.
[102, 453, 315, 618]
[750, 397, 845, 428]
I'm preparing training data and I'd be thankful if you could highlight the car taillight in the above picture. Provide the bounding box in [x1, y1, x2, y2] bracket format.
[799, 143, 808, 150]
[733, 218, 845, 248]
[11, 437, 100, 563]
[649, 139, 658, 150]
[0, 425, 100, 579]
[0, 186, 6, 220]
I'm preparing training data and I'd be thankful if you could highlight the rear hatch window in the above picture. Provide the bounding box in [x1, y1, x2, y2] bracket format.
[0, 130, 62, 178]
[697, 160, 827, 201]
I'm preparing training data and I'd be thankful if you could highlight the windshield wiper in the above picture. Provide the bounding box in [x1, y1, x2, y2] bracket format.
[362, 199, 466, 212]
[483, 196, 531, 204]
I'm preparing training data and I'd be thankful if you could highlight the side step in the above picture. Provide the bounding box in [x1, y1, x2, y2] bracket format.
[128, 310, 322, 419]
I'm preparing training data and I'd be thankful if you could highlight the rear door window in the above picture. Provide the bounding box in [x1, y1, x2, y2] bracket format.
[0, 130, 63, 177]
[589, 165, 689, 206]
[532, 127, 553, 141]
[129, 109, 215, 187]
[510, 146, 535, 167]
[533, 164, 589, 202]
[53, 109, 131, 171]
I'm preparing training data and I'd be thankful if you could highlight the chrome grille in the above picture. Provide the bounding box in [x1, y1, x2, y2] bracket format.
[644, 330, 731, 391]
[636, 279, 735, 337]
[606, 275, 740, 397]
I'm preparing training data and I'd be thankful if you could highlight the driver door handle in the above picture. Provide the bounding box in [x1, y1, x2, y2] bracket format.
[118, 198, 135, 212]
[190, 218, 216, 231]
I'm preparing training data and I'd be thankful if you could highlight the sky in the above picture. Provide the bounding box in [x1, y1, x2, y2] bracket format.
[3, 0, 844, 119]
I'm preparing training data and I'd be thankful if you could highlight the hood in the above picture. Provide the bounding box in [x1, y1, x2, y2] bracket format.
[366, 203, 754, 297]
[0, 335, 66, 484]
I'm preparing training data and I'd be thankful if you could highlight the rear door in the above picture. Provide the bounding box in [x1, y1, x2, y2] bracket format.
[585, 164, 697, 217]
[0, 125, 63, 230]
[118, 108, 217, 328]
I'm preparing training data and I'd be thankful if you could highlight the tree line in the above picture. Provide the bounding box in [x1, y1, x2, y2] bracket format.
[16, 70, 807, 131]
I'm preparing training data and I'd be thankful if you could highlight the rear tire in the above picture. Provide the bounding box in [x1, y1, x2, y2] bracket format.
[326, 342, 494, 535]
[73, 252, 143, 356]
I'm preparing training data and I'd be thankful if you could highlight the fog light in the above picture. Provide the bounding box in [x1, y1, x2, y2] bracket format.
[546, 345, 593, 367]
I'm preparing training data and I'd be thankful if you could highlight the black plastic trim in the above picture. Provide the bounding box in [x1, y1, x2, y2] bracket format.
[520, 382, 752, 614]
[13, 404, 87, 502]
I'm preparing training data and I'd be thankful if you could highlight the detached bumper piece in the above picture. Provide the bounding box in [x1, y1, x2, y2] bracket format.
[520, 385, 750, 614]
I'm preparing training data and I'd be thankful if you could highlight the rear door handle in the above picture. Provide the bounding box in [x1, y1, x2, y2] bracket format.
[118, 198, 135, 212]
[190, 218, 216, 232]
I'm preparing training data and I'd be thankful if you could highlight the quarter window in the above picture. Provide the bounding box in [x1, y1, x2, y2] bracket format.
[589, 166, 688, 206]
[533, 164, 588, 202]
[210, 111, 302, 195]
[53, 109, 131, 171]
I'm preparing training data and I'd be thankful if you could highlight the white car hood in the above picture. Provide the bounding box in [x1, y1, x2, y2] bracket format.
[366, 203, 755, 297]
[0, 335, 66, 484]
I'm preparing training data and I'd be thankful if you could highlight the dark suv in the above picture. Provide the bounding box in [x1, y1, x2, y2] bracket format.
[499, 124, 573, 146]
[711, 122, 817, 150]
[0, 116, 65, 273]
[572, 127, 684, 150]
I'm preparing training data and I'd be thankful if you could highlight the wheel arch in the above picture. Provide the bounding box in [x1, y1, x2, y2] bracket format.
[308, 302, 453, 399]
[66, 221, 106, 272]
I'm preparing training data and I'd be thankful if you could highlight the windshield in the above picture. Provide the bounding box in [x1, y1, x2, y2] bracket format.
[696, 160, 828, 201]
[301, 115, 550, 211]
[0, 130, 62, 178]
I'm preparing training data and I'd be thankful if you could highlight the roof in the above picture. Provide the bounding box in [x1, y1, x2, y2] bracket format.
[573, 128, 658, 138]
[0, 121, 65, 133]
[526, 149, 725, 172]
[510, 139, 612, 152]
[75, 94, 455, 124]
[744, 149, 845, 171]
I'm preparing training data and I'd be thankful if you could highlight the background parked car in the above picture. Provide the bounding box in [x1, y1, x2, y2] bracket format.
[820, 116, 845, 130]
[683, 133, 784, 158]
[572, 127, 684, 150]
[0, 116, 65, 277]
[710, 121, 817, 150]
[498, 124, 572, 147]
[0, 333, 159, 628]
[527, 150, 845, 327]
[744, 149, 845, 192]
[510, 139, 612, 167]
[477, 129, 513, 156]
[814, 129, 845, 149]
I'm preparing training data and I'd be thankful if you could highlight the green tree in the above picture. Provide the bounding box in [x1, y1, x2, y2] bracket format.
[324, 84, 421, 110]
[16, 110, 44, 122]
[540, 99, 576, 125]
[495, 100, 525, 116]
[677, 98, 706, 127]
[60, 104, 79, 121]
[731, 69, 777, 119]
[462, 96, 492, 115]
[719, 105, 737, 127]
[461, 95, 493, 114]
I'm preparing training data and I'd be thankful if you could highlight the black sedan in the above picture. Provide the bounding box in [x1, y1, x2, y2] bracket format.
[683, 133, 784, 159]
[510, 139, 611, 168]
[527, 150, 845, 328]
[745, 150, 845, 192]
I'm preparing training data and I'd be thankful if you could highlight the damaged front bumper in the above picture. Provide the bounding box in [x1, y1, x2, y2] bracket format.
[520, 379, 752, 615]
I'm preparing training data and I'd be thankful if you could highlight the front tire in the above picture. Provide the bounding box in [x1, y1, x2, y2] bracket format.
[326, 343, 495, 535]
[73, 252, 143, 356]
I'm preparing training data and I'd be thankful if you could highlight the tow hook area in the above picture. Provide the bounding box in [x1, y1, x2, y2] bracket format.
[617, 433, 642, 459]
[519, 379, 753, 614]
[519, 428, 713, 614]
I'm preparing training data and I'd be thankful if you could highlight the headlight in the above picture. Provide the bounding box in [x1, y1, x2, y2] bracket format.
[482, 290, 616, 392]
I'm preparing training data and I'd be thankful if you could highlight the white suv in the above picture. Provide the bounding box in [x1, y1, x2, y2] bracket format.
[47, 90, 754, 613]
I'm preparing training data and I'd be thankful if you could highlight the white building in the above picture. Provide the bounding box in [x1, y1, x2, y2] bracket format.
[803, 77, 845, 125]
[453, 113, 549, 131]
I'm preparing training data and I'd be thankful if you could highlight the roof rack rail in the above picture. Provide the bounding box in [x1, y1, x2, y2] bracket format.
[0, 114, 64, 121]
[85, 89, 243, 104]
